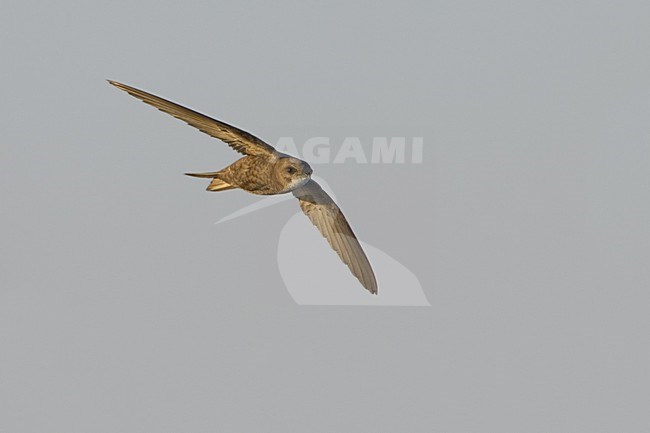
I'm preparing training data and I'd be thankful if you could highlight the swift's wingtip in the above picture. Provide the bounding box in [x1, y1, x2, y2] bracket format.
[107, 80, 128, 89]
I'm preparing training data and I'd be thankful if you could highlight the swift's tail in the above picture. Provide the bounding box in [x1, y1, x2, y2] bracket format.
[185, 172, 236, 192]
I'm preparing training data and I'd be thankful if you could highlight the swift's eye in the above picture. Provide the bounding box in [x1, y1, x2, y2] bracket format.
[286, 166, 297, 174]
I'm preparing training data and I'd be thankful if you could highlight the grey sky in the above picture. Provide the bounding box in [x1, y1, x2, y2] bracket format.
[1, 1, 649, 432]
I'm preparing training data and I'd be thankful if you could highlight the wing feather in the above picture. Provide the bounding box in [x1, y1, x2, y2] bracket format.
[293, 180, 377, 294]
[108, 80, 275, 156]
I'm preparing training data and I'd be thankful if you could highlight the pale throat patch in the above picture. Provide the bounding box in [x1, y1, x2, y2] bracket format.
[282, 175, 311, 193]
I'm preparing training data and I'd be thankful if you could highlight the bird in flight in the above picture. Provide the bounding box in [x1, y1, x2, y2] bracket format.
[108, 81, 378, 294]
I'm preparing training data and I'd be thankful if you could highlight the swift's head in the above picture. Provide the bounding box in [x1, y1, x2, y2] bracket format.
[274, 156, 313, 192]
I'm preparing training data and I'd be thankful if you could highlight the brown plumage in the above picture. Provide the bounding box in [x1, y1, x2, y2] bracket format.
[108, 80, 378, 294]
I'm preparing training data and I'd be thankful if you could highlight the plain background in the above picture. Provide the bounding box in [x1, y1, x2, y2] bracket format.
[2, 1, 649, 432]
